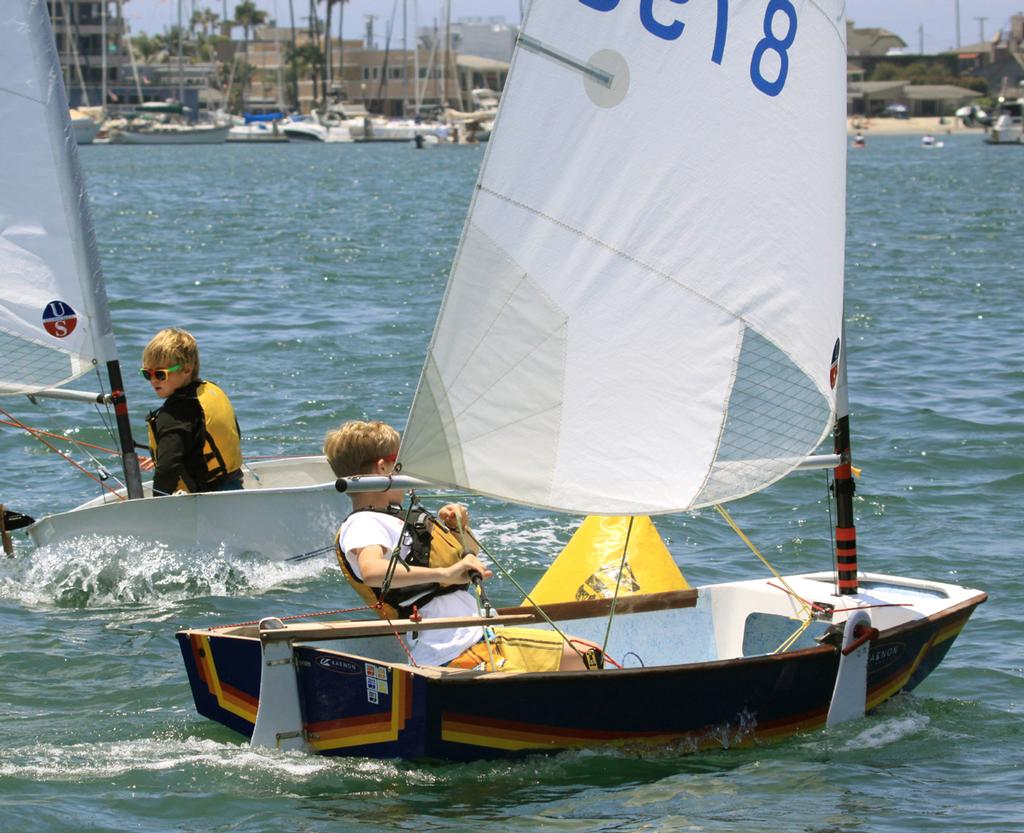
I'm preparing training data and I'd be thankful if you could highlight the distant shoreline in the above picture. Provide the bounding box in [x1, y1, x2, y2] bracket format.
[847, 116, 985, 136]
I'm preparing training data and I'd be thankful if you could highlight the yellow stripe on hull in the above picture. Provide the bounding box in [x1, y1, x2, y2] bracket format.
[194, 634, 258, 724]
[309, 670, 409, 752]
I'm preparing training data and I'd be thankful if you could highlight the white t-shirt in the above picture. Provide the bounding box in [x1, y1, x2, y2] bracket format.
[337, 509, 482, 666]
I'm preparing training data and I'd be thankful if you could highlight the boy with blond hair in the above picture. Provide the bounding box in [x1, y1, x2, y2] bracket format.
[140, 328, 243, 496]
[325, 420, 595, 672]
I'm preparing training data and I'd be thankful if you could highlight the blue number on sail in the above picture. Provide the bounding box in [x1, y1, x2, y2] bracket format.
[711, 0, 728, 63]
[42, 300, 78, 338]
[640, 0, 689, 41]
[750, 0, 797, 96]
[578, 0, 619, 10]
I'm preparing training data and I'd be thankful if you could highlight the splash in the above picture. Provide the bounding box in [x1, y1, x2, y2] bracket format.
[0, 534, 332, 608]
[843, 713, 931, 750]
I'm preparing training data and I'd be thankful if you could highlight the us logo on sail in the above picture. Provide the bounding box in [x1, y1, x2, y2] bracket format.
[42, 300, 78, 338]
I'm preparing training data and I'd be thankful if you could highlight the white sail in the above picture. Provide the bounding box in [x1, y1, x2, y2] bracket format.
[0, 0, 117, 395]
[401, 0, 848, 514]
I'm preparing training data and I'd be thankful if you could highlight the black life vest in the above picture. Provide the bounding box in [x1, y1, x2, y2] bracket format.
[146, 379, 242, 493]
[335, 504, 477, 619]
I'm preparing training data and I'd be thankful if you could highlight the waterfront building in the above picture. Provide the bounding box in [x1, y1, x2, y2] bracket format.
[225, 24, 508, 117]
[47, 0, 128, 108]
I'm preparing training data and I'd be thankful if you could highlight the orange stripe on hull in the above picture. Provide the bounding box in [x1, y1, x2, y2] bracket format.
[308, 669, 410, 752]
[194, 634, 259, 724]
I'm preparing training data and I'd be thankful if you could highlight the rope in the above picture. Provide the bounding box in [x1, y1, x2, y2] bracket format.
[212, 603, 376, 629]
[285, 544, 335, 563]
[0, 406, 126, 500]
[825, 469, 839, 596]
[0, 419, 118, 455]
[714, 502, 814, 654]
[600, 515, 634, 660]
[472, 535, 591, 663]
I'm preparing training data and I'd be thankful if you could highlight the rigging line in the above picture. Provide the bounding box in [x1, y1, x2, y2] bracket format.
[825, 469, 839, 596]
[285, 544, 335, 563]
[473, 535, 587, 661]
[453, 508, 498, 671]
[0, 419, 118, 454]
[714, 503, 810, 621]
[600, 515, 634, 660]
[0, 406, 126, 500]
[379, 493, 420, 600]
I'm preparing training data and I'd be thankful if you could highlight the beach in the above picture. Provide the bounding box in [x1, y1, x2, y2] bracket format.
[848, 115, 985, 136]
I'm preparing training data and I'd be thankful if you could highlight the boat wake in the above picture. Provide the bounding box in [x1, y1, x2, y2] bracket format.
[0, 536, 332, 607]
[0, 736, 436, 786]
[842, 712, 931, 750]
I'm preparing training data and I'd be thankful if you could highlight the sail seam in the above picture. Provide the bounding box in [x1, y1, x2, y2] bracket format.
[475, 183, 830, 392]
[0, 88, 46, 106]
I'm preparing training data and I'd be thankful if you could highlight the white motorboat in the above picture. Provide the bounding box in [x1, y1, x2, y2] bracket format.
[281, 115, 328, 142]
[226, 121, 289, 143]
[984, 97, 1023, 144]
[70, 108, 100, 144]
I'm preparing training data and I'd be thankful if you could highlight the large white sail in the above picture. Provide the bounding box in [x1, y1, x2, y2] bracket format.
[401, 0, 848, 514]
[0, 0, 117, 395]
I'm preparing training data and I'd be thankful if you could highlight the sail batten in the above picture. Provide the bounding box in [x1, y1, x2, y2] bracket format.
[1, 1, 118, 396]
[402, 0, 848, 514]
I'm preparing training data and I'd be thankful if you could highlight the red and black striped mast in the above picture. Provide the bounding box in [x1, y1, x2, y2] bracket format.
[832, 323, 858, 595]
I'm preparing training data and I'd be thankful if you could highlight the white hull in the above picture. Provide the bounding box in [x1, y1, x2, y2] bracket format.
[227, 124, 288, 143]
[27, 456, 343, 561]
[283, 120, 353, 143]
[985, 109, 1023, 144]
[351, 120, 444, 142]
[111, 124, 230, 144]
[72, 118, 100, 144]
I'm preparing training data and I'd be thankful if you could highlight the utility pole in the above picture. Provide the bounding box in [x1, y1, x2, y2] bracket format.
[954, 0, 961, 48]
[975, 16, 988, 42]
[918, 23, 924, 55]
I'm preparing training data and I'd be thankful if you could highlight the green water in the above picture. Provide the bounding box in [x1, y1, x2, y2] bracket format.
[0, 135, 1021, 832]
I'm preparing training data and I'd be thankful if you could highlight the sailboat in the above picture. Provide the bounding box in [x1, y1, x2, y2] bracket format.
[1, 1, 340, 561]
[176, 1, 986, 758]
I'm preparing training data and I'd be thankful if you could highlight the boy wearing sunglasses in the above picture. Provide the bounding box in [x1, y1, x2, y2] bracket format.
[139, 328, 243, 496]
[324, 420, 596, 673]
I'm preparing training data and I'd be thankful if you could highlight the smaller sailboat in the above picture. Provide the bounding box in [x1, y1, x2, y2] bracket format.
[1, 1, 340, 562]
[177, 0, 986, 759]
[107, 103, 230, 145]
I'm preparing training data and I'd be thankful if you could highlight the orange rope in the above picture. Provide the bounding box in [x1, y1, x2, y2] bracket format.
[213, 602, 420, 665]
[0, 407, 125, 500]
[0, 418, 118, 454]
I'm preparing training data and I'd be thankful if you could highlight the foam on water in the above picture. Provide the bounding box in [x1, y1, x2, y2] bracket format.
[0, 737, 410, 785]
[0, 536, 332, 608]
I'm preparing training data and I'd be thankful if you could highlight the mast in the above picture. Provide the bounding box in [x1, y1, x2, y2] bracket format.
[118, 0, 145, 105]
[177, 0, 185, 106]
[832, 322, 858, 595]
[412, 0, 420, 115]
[402, 0, 409, 115]
[101, 0, 108, 112]
[288, 0, 299, 110]
[107, 362, 145, 500]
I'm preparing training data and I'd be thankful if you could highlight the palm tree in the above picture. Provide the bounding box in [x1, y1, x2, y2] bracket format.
[234, 1, 268, 62]
[234, 1, 268, 101]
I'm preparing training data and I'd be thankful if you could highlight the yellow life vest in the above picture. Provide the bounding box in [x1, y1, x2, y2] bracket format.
[147, 379, 242, 492]
[335, 506, 477, 619]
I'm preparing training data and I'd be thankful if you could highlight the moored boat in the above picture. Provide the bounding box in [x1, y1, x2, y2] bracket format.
[984, 96, 1024, 144]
